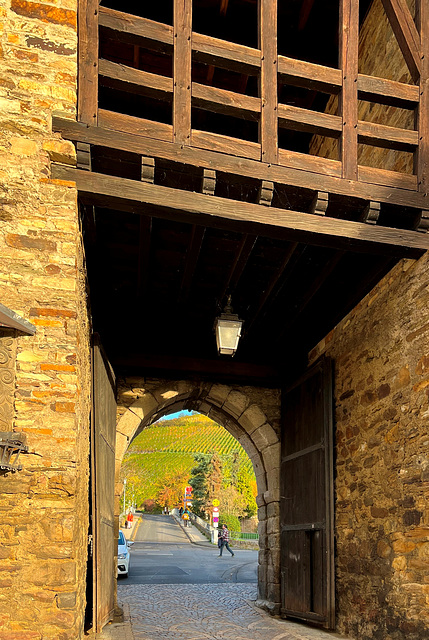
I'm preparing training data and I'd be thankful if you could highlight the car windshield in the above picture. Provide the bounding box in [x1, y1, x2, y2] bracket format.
[118, 531, 125, 546]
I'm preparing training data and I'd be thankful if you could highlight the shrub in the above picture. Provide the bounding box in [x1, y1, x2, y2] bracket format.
[220, 513, 241, 534]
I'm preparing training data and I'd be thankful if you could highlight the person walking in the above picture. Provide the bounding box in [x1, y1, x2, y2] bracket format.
[218, 524, 234, 557]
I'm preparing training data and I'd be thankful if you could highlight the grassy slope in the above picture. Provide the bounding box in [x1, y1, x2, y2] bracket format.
[122, 414, 254, 505]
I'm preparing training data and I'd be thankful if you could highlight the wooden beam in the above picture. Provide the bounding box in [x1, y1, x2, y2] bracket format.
[244, 242, 300, 337]
[358, 120, 418, 151]
[258, 180, 274, 206]
[310, 192, 329, 215]
[259, 0, 278, 163]
[339, 0, 359, 180]
[76, 142, 91, 171]
[381, 0, 421, 82]
[137, 216, 152, 298]
[192, 129, 261, 160]
[417, 0, 429, 193]
[99, 7, 173, 50]
[173, 0, 192, 145]
[358, 74, 419, 108]
[362, 201, 381, 225]
[99, 59, 173, 99]
[178, 225, 206, 305]
[51, 165, 429, 255]
[278, 104, 342, 137]
[53, 116, 428, 208]
[278, 56, 342, 95]
[192, 83, 260, 120]
[141, 157, 155, 183]
[98, 110, 173, 142]
[202, 169, 216, 195]
[276, 251, 346, 341]
[110, 351, 280, 383]
[78, 0, 99, 125]
[219, 234, 258, 301]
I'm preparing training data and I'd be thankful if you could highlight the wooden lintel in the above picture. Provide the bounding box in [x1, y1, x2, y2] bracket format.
[141, 157, 155, 183]
[202, 169, 216, 195]
[258, 180, 274, 206]
[362, 201, 381, 225]
[52, 117, 429, 209]
[76, 142, 92, 171]
[51, 164, 429, 257]
[381, 0, 421, 83]
[310, 191, 329, 216]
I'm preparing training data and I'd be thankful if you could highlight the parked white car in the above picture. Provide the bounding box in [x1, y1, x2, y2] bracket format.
[117, 530, 133, 578]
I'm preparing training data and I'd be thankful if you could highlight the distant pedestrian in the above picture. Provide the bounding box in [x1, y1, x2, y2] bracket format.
[179, 506, 183, 517]
[218, 524, 234, 557]
[217, 529, 223, 551]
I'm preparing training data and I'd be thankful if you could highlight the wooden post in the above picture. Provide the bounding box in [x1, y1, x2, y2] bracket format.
[78, 0, 99, 125]
[259, 0, 278, 164]
[417, 0, 428, 193]
[173, 0, 192, 145]
[339, 0, 359, 181]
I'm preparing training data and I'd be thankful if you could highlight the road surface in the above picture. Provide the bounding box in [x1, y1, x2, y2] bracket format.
[120, 513, 258, 585]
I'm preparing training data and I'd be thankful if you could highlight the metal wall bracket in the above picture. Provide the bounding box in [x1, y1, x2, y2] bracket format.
[0, 432, 29, 473]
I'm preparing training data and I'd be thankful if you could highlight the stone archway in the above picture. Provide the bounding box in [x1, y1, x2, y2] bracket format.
[115, 379, 281, 609]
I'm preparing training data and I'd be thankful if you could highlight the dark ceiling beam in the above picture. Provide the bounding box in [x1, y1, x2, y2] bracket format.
[219, 233, 257, 303]
[178, 225, 206, 306]
[52, 165, 429, 257]
[298, 0, 315, 30]
[243, 242, 299, 339]
[110, 351, 281, 385]
[275, 250, 346, 343]
[137, 216, 152, 298]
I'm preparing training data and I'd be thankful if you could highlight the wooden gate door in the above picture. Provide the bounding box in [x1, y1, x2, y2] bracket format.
[91, 335, 116, 631]
[280, 357, 334, 629]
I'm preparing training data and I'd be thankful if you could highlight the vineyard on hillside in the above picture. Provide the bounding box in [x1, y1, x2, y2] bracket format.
[121, 414, 256, 511]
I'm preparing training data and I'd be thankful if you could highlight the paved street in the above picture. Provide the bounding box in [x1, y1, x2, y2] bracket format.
[98, 514, 348, 640]
[122, 514, 257, 585]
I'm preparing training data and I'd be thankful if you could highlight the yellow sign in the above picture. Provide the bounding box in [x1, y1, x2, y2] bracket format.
[212, 499, 220, 507]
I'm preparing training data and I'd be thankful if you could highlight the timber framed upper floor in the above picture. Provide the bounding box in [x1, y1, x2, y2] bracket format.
[53, 0, 429, 253]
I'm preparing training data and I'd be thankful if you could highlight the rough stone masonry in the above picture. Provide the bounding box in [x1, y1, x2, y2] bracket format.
[0, 0, 91, 637]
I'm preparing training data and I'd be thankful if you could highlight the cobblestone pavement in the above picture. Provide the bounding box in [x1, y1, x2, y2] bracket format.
[113, 583, 348, 640]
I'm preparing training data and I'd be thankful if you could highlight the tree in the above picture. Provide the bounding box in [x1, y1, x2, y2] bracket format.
[156, 467, 190, 510]
[189, 454, 210, 517]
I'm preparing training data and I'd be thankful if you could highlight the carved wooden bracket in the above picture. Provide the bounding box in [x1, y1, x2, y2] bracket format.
[310, 191, 329, 215]
[76, 142, 91, 171]
[202, 169, 216, 195]
[141, 156, 155, 183]
[417, 210, 429, 233]
[258, 180, 274, 206]
[362, 201, 381, 225]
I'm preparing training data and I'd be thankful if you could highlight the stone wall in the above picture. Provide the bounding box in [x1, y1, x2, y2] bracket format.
[309, 253, 429, 639]
[0, 0, 91, 638]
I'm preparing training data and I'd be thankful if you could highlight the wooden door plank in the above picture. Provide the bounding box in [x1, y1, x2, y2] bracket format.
[339, 0, 359, 180]
[78, 0, 99, 125]
[173, 0, 192, 145]
[381, 0, 421, 82]
[417, 0, 429, 193]
[259, 0, 278, 163]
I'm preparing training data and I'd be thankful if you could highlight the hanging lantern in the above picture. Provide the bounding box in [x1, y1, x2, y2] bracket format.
[214, 296, 243, 357]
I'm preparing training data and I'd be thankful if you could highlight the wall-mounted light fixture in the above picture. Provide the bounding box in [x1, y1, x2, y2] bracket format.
[214, 296, 243, 357]
[0, 432, 29, 473]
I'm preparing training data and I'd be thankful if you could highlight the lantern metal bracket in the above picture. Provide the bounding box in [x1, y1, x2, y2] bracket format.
[0, 432, 29, 473]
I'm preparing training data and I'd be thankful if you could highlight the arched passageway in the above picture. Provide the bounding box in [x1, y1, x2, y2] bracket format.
[115, 379, 281, 608]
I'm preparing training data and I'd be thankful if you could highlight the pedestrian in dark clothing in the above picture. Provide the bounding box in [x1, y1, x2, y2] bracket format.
[217, 529, 223, 551]
[179, 507, 183, 516]
[218, 524, 234, 557]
